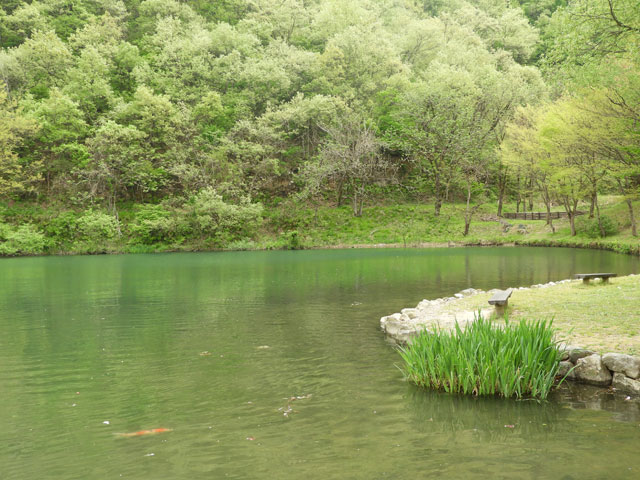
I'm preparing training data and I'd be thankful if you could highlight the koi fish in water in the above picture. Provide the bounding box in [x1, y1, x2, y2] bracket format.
[115, 428, 173, 438]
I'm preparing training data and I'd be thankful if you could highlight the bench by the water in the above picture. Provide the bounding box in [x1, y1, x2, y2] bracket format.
[574, 273, 617, 284]
[488, 288, 513, 316]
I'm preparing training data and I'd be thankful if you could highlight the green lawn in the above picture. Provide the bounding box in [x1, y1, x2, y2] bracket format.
[439, 275, 640, 355]
[259, 195, 640, 255]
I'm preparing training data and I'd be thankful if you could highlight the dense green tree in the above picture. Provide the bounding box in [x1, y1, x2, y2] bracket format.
[502, 105, 559, 231]
[0, 89, 40, 198]
[0, 29, 73, 97]
[1, 0, 638, 245]
[187, 0, 249, 25]
[302, 115, 394, 216]
[391, 16, 544, 215]
[84, 86, 213, 204]
[20, 89, 89, 193]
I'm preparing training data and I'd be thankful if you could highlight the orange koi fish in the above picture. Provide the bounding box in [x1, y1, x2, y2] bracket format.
[115, 428, 173, 437]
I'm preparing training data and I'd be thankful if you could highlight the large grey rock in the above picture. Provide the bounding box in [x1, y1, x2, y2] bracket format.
[557, 361, 575, 379]
[380, 313, 401, 329]
[602, 353, 640, 379]
[383, 319, 410, 337]
[460, 288, 479, 296]
[394, 329, 419, 345]
[557, 344, 579, 361]
[612, 373, 640, 396]
[417, 300, 431, 310]
[574, 354, 612, 386]
[401, 308, 420, 320]
[569, 348, 596, 364]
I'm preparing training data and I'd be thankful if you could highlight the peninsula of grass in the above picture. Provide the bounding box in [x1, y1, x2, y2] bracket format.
[438, 275, 640, 355]
[399, 315, 561, 399]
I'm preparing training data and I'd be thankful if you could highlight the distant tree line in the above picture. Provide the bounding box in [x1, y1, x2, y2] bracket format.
[0, 0, 637, 238]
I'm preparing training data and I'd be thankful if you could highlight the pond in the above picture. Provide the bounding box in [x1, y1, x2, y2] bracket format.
[1, 247, 640, 479]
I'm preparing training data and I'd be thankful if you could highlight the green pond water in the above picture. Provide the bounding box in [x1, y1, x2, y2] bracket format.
[1, 247, 640, 479]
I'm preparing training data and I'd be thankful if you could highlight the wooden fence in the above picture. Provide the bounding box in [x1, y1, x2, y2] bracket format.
[501, 211, 586, 220]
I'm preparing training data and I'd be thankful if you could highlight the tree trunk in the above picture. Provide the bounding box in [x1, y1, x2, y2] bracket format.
[544, 198, 555, 233]
[108, 190, 122, 237]
[595, 195, 604, 237]
[352, 185, 365, 217]
[617, 179, 637, 237]
[538, 182, 555, 233]
[352, 191, 359, 217]
[562, 197, 577, 236]
[569, 213, 576, 236]
[497, 179, 505, 217]
[589, 191, 596, 218]
[626, 198, 638, 237]
[113, 208, 122, 237]
[496, 168, 507, 217]
[434, 172, 442, 217]
[463, 184, 472, 237]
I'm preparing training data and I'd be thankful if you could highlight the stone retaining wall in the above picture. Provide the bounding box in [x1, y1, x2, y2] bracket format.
[380, 279, 640, 397]
[558, 349, 640, 395]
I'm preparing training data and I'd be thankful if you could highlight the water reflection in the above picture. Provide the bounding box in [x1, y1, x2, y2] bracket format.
[552, 383, 640, 423]
[407, 384, 571, 437]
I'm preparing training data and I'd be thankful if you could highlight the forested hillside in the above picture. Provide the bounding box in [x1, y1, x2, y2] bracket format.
[0, 0, 638, 254]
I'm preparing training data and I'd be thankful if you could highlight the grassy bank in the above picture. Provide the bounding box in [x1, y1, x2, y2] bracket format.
[262, 195, 640, 255]
[1, 195, 639, 256]
[438, 275, 640, 355]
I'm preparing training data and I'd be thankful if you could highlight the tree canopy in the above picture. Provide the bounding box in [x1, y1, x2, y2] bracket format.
[0, 0, 638, 237]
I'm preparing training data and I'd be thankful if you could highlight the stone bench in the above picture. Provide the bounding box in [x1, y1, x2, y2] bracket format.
[488, 288, 513, 316]
[574, 273, 617, 285]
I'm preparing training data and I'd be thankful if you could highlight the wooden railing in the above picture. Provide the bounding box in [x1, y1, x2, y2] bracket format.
[501, 211, 586, 220]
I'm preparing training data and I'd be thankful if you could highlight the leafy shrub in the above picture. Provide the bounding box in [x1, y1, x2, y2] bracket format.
[44, 211, 80, 243]
[226, 239, 258, 251]
[0, 223, 49, 255]
[263, 201, 303, 230]
[128, 204, 175, 245]
[0, 222, 10, 241]
[185, 188, 263, 246]
[576, 215, 618, 238]
[76, 210, 120, 241]
[399, 315, 561, 399]
[284, 230, 301, 249]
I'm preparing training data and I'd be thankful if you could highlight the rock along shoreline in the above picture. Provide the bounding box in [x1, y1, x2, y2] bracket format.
[380, 278, 640, 397]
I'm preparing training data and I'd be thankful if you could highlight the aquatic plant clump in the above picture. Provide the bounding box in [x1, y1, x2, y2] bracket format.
[399, 315, 561, 399]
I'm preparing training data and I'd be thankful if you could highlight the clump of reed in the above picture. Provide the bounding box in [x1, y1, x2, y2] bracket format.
[399, 315, 561, 399]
